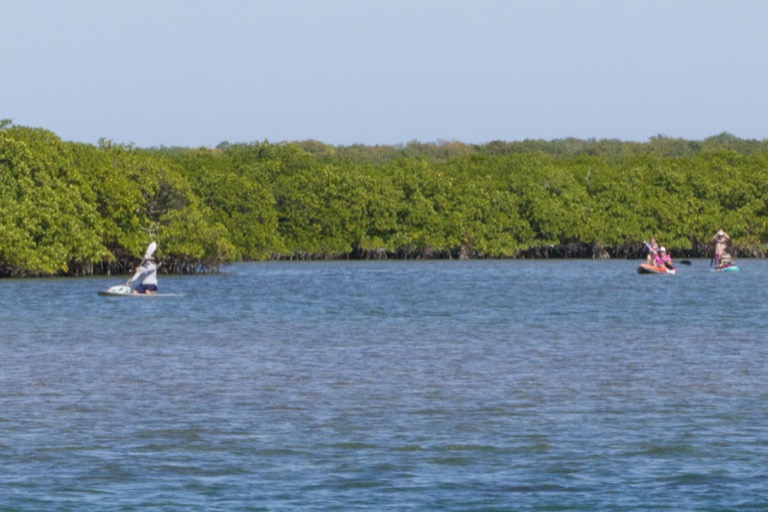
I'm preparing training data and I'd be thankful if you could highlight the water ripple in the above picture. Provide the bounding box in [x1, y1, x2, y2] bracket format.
[2, 260, 768, 510]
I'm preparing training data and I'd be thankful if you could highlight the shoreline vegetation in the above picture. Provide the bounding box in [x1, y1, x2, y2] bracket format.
[2, 119, 768, 277]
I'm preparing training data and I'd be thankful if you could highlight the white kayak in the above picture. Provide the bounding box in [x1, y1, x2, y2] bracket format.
[98, 285, 156, 297]
[97, 284, 180, 297]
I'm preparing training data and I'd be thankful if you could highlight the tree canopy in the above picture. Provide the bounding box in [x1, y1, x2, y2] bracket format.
[2, 120, 768, 276]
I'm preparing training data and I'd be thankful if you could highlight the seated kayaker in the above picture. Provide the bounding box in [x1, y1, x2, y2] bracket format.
[654, 247, 674, 269]
[127, 256, 158, 294]
[717, 252, 734, 269]
[645, 237, 659, 264]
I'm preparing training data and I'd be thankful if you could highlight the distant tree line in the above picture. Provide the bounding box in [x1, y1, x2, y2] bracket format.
[2, 120, 768, 276]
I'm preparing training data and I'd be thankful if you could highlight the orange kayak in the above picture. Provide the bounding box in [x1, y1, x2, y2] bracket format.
[637, 263, 676, 275]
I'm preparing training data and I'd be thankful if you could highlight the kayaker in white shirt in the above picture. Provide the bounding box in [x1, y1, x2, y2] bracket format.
[127, 256, 158, 294]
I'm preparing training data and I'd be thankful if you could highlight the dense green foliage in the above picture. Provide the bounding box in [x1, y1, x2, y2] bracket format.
[2, 120, 768, 276]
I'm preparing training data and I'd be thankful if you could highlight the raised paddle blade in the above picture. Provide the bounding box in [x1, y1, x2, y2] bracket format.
[144, 241, 157, 259]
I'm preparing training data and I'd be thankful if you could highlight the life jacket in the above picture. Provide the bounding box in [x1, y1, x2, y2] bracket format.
[655, 253, 671, 267]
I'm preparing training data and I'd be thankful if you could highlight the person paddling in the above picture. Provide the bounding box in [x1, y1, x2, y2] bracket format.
[645, 237, 659, 264]
[643, 240, 674, 269]
[654, 246, 674, 270]
[711, 229, 730, 266]
[127, 245, 158, 295]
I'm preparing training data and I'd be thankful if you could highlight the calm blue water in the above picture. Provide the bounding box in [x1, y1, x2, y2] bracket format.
[2, 259, 768, 511]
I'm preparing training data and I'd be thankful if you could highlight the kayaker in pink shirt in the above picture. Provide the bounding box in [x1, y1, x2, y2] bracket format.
[654, 247, 674, 269]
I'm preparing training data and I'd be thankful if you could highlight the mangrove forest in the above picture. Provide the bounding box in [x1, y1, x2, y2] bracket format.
[2, 119, 768, 276]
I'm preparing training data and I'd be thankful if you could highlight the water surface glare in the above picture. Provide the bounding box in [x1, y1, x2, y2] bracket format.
[2, 260, 768, 510]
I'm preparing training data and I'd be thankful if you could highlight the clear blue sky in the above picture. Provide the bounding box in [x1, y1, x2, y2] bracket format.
[2, 0, 767, 148]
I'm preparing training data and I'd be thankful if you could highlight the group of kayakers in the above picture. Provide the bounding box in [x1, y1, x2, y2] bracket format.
[643, 229, 736, 270]
[120, 232, 738, 294]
